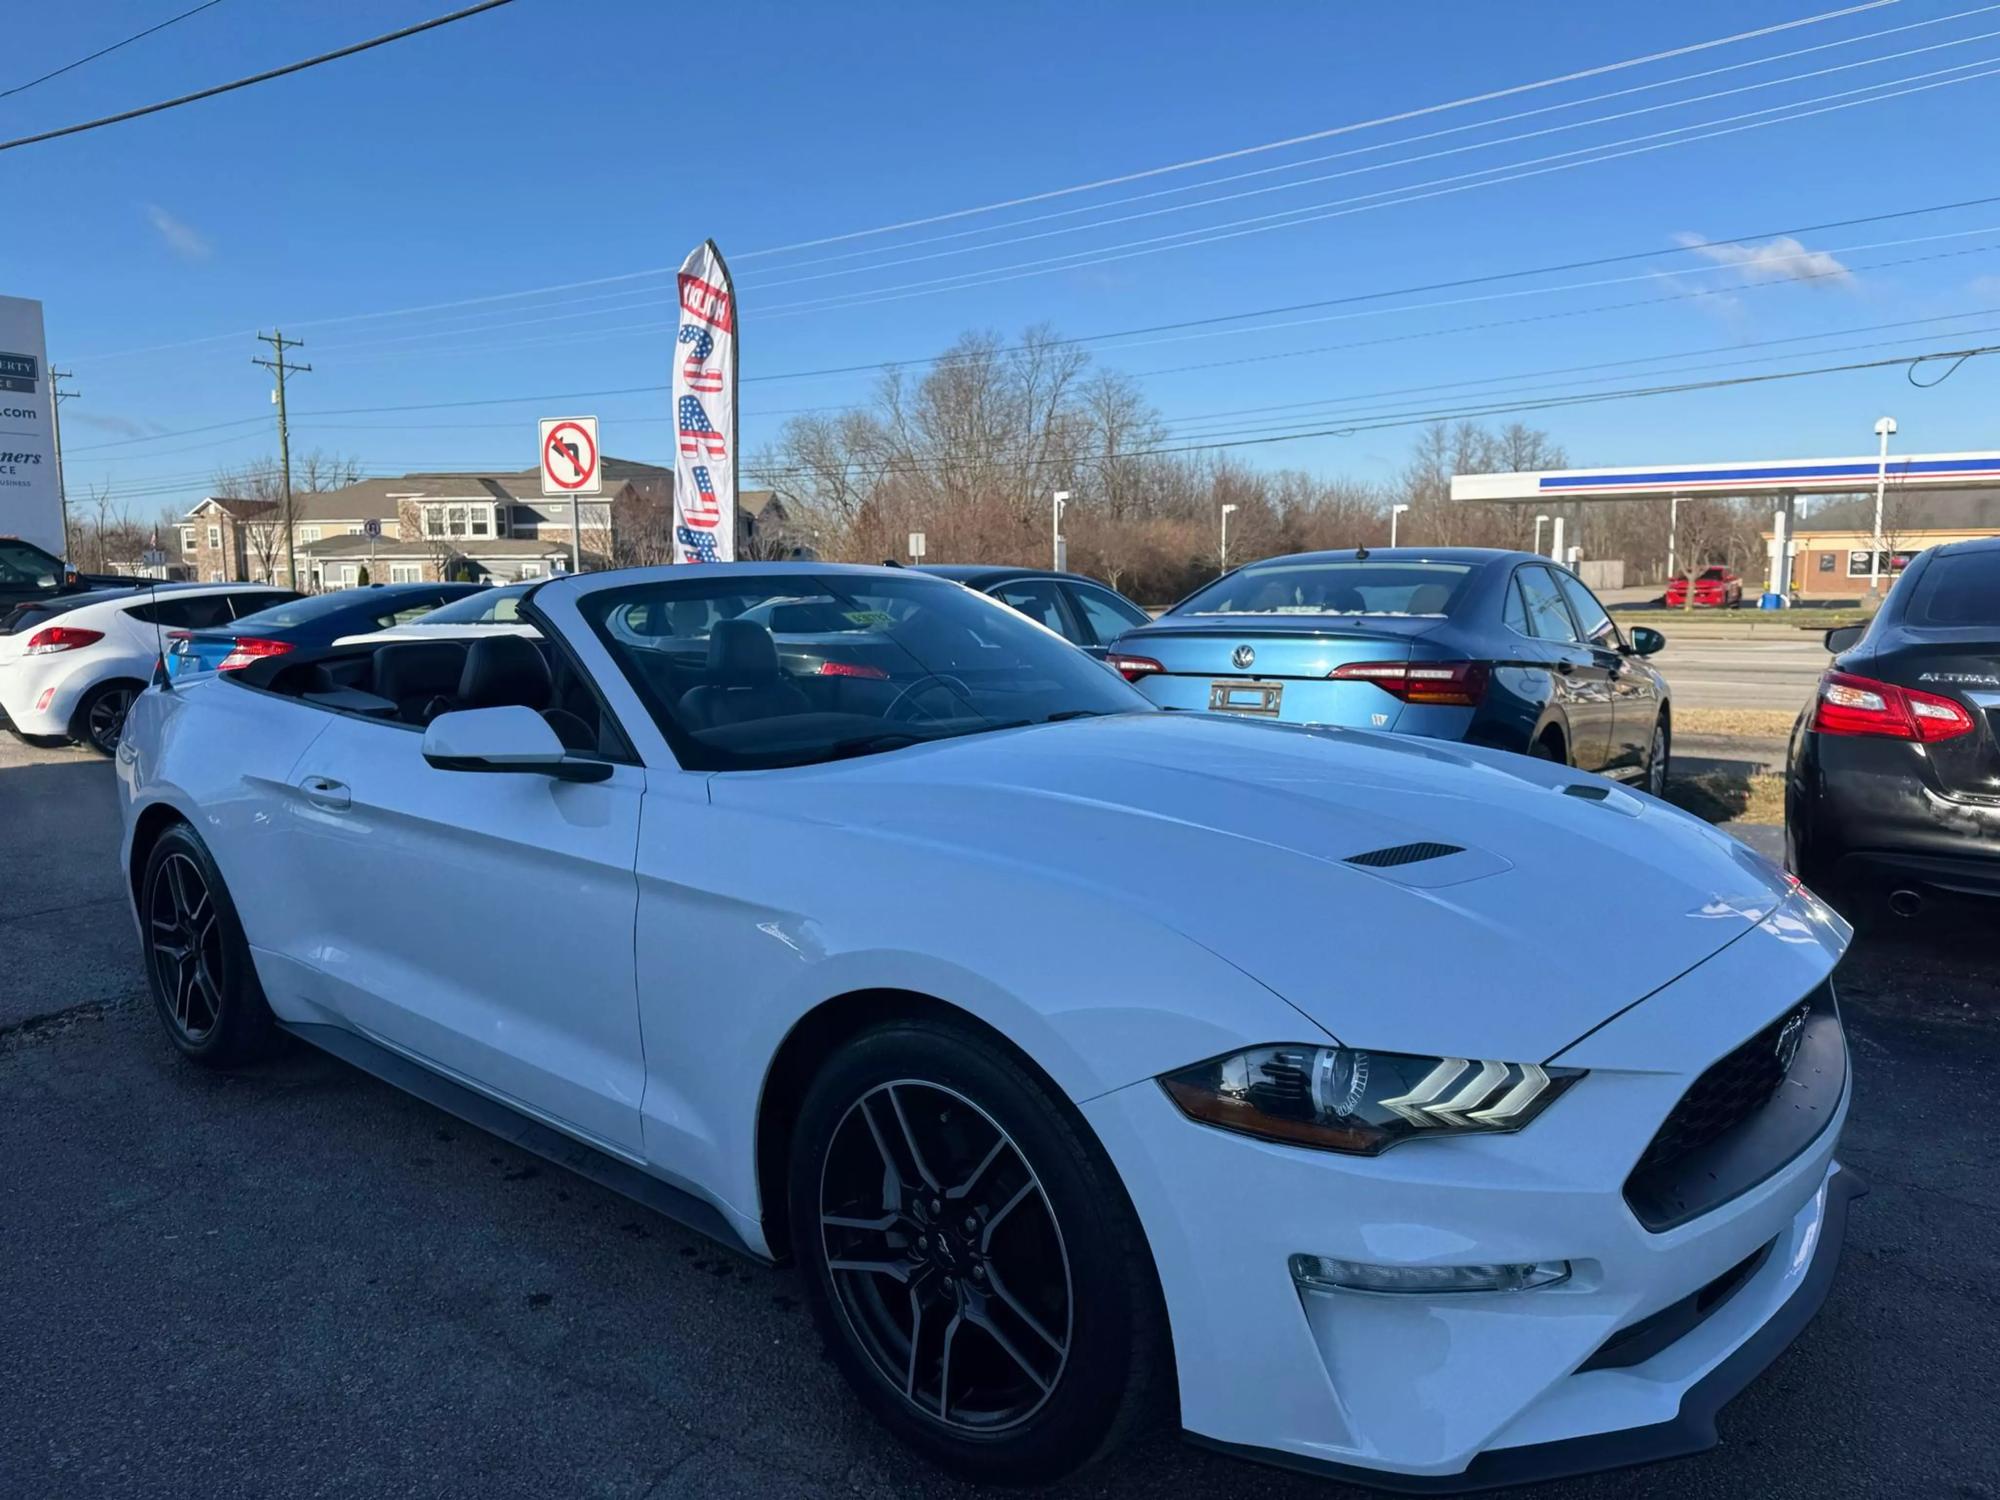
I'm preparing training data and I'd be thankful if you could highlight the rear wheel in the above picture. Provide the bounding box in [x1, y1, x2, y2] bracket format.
[1530, 730, 1568, 765]
[141, 823, 278, 1068]
[789, 1020, 1168, 1484]
[72, 678, 143, 755]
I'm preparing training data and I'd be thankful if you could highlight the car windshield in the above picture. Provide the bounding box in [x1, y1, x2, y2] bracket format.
[582, 571, 1149, 770]
[1175, 560, 1474, 617]
[410, 584, 515, 624]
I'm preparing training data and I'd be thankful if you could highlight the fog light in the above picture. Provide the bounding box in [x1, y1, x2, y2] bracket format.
[1289, 1253, 1570, 1295]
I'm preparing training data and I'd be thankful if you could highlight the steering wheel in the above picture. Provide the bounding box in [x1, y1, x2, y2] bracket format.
[884, 672, 975, 723]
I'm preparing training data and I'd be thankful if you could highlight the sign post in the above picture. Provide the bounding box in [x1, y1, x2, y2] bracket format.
[0, 296, 63, 556]
[907, 531, 927, 562]
[539, 416, 601, 574]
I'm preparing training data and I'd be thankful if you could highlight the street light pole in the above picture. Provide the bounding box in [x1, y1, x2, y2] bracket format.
[1533, 513, 1550, 556]
[1051, 490, 1070, 572]
[1220, 503, 1238, 572]
[1390, 503, 1410, 547]
[1870, 416, 1897, 599]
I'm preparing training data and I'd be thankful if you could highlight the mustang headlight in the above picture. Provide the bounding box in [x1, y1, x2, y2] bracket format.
[1160, 1045, 1584, 1155]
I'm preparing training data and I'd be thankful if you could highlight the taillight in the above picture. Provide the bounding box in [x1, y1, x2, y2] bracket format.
[1331, 660, 1490, 706]
[1812, 670, 1974, 742]
[23, 625, 103, 655]
[1106, 652, 1164, 683]
[816, 660, 887, 679]
[217, 637, 295, 672]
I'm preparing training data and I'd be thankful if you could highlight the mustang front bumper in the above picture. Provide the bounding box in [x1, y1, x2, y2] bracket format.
[1080, 896, 1857, 1490]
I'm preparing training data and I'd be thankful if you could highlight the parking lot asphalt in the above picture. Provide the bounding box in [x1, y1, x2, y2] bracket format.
[3, 732, 1997, 1500]
[1648, 634, 1826, 714]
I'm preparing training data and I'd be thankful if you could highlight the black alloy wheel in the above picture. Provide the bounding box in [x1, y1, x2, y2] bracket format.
[148, 851, 224, 1044]
[818, 1080, 1072, 1433]
[790, 1021, 1170, 1483]
[140, 824, 278, 1067]
[77, 680, 139, 755]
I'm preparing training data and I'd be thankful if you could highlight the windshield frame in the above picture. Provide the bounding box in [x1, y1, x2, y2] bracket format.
[573, 569, 1150, 772]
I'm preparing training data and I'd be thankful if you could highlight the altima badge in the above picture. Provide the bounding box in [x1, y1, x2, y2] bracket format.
[1232, 645, 1256, 669]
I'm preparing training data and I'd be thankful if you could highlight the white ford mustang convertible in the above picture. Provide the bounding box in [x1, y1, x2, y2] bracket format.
[115, 562, 1860, 1491]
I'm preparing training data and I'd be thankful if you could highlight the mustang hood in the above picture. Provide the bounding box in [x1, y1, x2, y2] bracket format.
[714, 713, 1813, 1062]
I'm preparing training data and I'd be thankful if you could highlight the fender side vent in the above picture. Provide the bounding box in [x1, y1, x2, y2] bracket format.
[1346, 840, 1464, 869]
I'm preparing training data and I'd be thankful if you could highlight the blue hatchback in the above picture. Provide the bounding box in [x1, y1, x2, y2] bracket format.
[1105, 548, 1673, 787]
[167, 583, 490, 678]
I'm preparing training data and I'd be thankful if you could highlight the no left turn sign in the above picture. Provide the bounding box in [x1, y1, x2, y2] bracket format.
[539, 416, 601, 495]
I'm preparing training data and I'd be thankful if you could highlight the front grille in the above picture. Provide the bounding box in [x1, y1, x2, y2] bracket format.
[1345, 840, 1463, 868]
[1632, 1001, 1807, 1179]
[1624, 980, 1843, 1232]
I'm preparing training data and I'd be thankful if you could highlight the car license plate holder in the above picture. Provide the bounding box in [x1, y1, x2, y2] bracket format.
[1209, 679, 1283, 716]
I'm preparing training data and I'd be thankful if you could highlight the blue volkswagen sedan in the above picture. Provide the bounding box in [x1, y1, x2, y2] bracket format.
[1105, 548, 1672, 788]
[166, 582, 489, 678]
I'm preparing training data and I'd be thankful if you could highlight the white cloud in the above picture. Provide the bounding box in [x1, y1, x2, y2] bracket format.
[145, 204, 212, 262]
[1672, 233, 1851, 287]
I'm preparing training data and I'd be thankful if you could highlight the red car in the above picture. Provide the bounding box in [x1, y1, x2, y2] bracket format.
[1665, 566, 1744, 608]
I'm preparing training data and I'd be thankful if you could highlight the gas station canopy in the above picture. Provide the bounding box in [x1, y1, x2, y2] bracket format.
[1450, 450, 2000, 503]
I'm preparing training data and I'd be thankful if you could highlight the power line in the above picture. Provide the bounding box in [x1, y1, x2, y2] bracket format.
[57, 1, 1898, 359]
[739, 3, 2000, 279]
[760, 56, 2000, 318]
[0, 1, 226, 103]
[750, 24, 2000, 296]
[732, 2, 1896, 261]
[0, 0, 518, 154]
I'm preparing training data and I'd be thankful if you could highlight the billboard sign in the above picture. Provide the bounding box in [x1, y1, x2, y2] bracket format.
[0, 296, 61, 555]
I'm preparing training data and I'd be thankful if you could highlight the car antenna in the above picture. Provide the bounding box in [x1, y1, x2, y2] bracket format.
[1355, 543, 1370, 560]
[148, 569, 173, 693]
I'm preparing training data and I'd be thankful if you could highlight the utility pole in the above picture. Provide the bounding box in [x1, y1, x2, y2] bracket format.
[253, 331, 311, 589]
[50, 369, 77, 559]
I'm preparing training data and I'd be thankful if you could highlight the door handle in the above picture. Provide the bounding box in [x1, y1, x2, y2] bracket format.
[300, 775, 351, 811]
[1554, 660, 1576, 676]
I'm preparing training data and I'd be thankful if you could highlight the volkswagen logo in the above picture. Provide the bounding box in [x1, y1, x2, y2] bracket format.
[1232, 645, 1256, 670]
[1774, 1008, 1808, 1073]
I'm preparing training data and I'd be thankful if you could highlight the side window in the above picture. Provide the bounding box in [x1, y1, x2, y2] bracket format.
[1515, 567, 1580, 644]
[1067, 583, 1150, 645]
[1552, 570, 1618, 649]
[991, 580, 1076, 641]
[1502, 575, 1529, 635]
[0, 539, 61, 589]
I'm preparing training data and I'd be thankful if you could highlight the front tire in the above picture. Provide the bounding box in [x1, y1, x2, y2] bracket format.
[140, 823, 278, 1068]
[1645, 715, 1671, 798]
[789, 1019, 1169, 1484]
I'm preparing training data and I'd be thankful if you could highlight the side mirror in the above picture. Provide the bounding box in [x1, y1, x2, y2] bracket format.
[421, 706, 610, 783]
[1627, 626, 1665, 656]
[1823, 625, 1864, 655]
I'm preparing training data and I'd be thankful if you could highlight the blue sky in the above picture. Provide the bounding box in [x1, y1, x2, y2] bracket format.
[11, 0, 2000, 520]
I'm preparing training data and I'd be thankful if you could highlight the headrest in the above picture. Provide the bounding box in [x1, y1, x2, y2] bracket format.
[1406, 584, 1451, 614]
[373, 641, 467, 701]
[457, 634, 551, 710]
[708, 619, 781, 683]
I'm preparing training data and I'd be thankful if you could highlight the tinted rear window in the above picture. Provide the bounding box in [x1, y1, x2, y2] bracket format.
[1177, 561, 1474, 616]
[231, 592, 385, 631]
[1908, 551, 2000, 626]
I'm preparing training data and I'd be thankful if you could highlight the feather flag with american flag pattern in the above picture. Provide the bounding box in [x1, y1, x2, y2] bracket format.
[671, 239, 737, 562]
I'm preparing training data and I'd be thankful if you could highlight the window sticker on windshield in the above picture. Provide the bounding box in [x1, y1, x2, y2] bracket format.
[842, 609, 894, 627]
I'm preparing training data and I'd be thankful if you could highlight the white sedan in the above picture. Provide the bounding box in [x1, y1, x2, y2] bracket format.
[114, 563, 1859, 1490]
